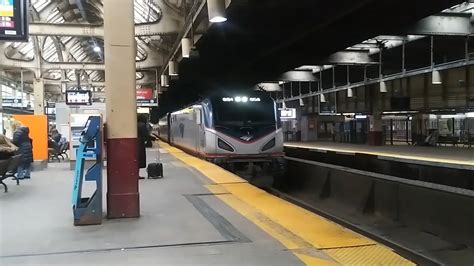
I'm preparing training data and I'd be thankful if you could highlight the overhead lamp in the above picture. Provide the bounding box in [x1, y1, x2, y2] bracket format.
[432, 70, 442, 85]
[169, 60, 178, 76]
[278, 81, 284, 85]
[379, 80, 387, 93]
[208, 0, 227, 23]
[181, 38, 192, 58]
[347, 88, 353, 98]
[282, 101, 287, 109]
[93, 46, 101, 52]
[160, 75, 169, 87]
[320, 94, 326, 103]
[299, 98, 304, 107]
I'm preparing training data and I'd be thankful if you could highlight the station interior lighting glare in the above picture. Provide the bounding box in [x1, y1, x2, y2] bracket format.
[208, 0, 227, 23]
[181, 38, 192, 58]
[379, 80, 388, 93]
[347, 88, 354, 98]
[169, 60, 178, 76]
[93, 46, 101, 52]
[320, 94, 326, 103]
[299, 98, 304, 106]
[432, 70, 442, 85]
[160, 75, 169, 87]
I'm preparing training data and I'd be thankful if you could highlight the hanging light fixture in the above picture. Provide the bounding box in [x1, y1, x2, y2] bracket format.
[208, 0, 227, 23]
[347, 88, 353, 98]
[320, 94, 326, 103]
[299, 98, 304, 107]
[432, 70, 442, 85]
[169, 60, 178, 76]
[181, 38, 192, 58]
[160, 75, 169, 87]
[282, 101, 287, 109]
[379, 80, 387, 93]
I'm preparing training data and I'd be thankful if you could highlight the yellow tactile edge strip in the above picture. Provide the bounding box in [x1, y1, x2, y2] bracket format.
[161, 143, 415, 266]
[284, 143, 474, 167]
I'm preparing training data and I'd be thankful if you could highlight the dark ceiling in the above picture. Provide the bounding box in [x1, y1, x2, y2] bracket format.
[157, 0, 464, 117]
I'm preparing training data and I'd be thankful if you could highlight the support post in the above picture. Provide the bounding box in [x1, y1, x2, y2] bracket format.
[33, 78, 45, 115]
[104, 0, 140, 218]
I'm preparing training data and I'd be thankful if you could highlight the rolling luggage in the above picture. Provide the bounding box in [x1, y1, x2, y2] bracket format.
[147, 147, 163, 179]
[147, 162, 163, 179]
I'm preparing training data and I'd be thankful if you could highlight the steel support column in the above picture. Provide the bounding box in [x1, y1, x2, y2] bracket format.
[33, 78, 45, 115]
[104, 0, 140, 219]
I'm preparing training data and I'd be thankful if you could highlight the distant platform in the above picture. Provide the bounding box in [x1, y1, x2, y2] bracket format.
[285, 142, 474, 169]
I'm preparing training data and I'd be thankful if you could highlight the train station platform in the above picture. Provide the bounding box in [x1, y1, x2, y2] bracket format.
[285, 141, 474, 168]
[0, 143, 414, 265]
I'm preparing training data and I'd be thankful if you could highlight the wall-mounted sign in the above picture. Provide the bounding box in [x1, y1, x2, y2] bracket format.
[279, 108, 296, 120]
[2, 97, 21, 105]
[66, 90, 92, 106]
[0, 0, 29, 41]
[136, 88, 158, 107]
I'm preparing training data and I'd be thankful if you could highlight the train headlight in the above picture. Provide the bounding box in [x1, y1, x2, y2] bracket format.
[261, 138, 276, 151]
[218, 138, 235, 152]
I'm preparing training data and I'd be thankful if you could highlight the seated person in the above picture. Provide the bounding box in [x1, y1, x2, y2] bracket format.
[48, 137, 60, 151]
[0, 134, 18, 160]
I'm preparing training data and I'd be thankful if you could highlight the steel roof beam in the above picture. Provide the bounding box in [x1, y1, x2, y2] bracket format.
[403, 13, 472, 36]
[29, 22, 183, 37]
[322, 49, 376, 65]
[29, 2, 183, 37]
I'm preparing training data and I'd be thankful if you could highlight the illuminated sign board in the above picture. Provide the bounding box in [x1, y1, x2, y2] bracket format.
[279, 108, 296, 120]
[136, 87, 158, 107]
[222, 96, 261, 102]
[0, 0, 28, 41]
[66, 90, 92, 106]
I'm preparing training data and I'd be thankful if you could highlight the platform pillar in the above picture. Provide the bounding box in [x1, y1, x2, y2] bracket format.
[368, 112, 383, 146]
[104, 0, 140, 218]
[33, 78, 44, 115]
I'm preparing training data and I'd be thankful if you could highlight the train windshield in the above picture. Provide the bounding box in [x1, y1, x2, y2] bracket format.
[213, 97, 276, 129]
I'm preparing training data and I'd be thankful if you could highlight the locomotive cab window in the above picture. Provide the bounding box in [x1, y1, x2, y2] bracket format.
[195, 109, 202, 125]
[213, 97, 275, 129]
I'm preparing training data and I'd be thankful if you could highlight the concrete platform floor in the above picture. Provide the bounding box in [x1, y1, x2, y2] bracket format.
[285, 141, 474, 166]
[0, 149, 303, 266]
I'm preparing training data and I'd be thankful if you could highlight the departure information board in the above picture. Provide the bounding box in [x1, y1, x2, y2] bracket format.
[66, 90, 92, 106]
[0, 0, 28, 41]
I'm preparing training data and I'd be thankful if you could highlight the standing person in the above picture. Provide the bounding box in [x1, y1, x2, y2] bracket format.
[137, 115, 151, 180]
[13, 127, 33, 180]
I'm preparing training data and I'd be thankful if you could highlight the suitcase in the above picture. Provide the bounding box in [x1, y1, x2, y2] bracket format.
[147, 163, 163, 179]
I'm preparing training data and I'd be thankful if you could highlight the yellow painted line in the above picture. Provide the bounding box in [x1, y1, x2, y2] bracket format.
[161, 142, 414, 265]
[284, 143, 474, 166]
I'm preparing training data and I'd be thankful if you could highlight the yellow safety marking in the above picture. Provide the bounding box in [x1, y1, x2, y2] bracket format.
[162, 143, 415, 265]
[162, 142, 246, 184]
[324, 245, 414, 266]
[207, 188, 339, 266]
[219, 183, 374, 249]
[205, 184, 229, 194]
[284, 143, 474, 166]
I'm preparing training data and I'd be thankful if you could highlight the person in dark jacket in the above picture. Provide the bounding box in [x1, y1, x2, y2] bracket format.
[51, 129, 62, 144]
[13, 127, 33, 179]
[137, 115, 151, 179]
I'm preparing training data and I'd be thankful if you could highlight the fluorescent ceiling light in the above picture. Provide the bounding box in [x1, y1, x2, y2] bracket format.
[210, 16, 227, 23]
[208, 0, 227, 23]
